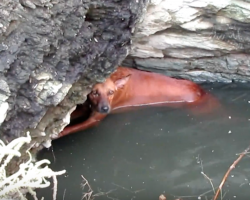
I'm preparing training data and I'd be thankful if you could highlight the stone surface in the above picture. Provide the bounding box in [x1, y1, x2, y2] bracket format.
[123, 0, 250, 83]
[0, 0, 149, 146]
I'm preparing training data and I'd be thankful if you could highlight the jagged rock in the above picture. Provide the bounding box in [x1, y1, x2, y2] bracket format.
[123, 0, 250, 83]
[0, 0, 149, 147]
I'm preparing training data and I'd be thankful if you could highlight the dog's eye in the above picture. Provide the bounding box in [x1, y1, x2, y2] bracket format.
[108, 90, 114, 95]
[92, 90, 98, 96]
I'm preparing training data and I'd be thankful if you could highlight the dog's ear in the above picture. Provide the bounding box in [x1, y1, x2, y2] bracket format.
[115, 74, 131, 89]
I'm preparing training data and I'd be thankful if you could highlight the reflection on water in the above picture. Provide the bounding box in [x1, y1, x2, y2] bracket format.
[37, 83, 250, 200]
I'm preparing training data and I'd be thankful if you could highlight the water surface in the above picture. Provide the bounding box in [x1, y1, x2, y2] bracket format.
[37, 83, 250, 200]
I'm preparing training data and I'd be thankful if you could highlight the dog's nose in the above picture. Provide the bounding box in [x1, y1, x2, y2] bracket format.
[100, 106, 109, 113]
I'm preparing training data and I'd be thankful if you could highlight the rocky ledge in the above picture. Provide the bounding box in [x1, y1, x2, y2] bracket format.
[123, 0, 250, 83]
[0, 0, 149, 153]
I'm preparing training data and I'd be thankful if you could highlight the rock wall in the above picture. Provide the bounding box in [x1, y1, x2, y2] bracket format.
[2, 0, 250, 149]
[0, 0, 149, 148]
[123, 0, 250, 83]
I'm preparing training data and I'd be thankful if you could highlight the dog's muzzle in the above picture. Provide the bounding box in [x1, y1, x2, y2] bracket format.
[98, 104, 111, 113]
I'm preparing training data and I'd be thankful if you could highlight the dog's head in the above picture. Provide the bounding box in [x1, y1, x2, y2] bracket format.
[88, 75, 131, 113]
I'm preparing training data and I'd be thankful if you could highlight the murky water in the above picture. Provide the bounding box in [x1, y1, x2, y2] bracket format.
[37, 83, 250, 200]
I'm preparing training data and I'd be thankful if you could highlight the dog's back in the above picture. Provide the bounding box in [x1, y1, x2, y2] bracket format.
[111, 67, 206, 109]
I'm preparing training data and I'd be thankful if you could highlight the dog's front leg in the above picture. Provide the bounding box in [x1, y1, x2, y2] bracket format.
[58, 112, 107, 138]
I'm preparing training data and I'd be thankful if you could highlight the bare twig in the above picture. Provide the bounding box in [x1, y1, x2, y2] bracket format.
[81, 175, 117, 200]
[63, 189, 66, 200]
[213, 145, 250, 200]
[93, 189, 117, 197]
[51, 145, 56, 163]
[112, 183, 145, 194]
[81, 175, 93, 200]
[197, 155, 216, 195]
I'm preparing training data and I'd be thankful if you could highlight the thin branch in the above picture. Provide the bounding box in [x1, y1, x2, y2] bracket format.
[213, 145, 250, 200]
[197, 156, 216, 195]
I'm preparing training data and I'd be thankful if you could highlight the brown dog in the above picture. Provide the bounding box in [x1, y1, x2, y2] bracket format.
[58, 67, 219, 138]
